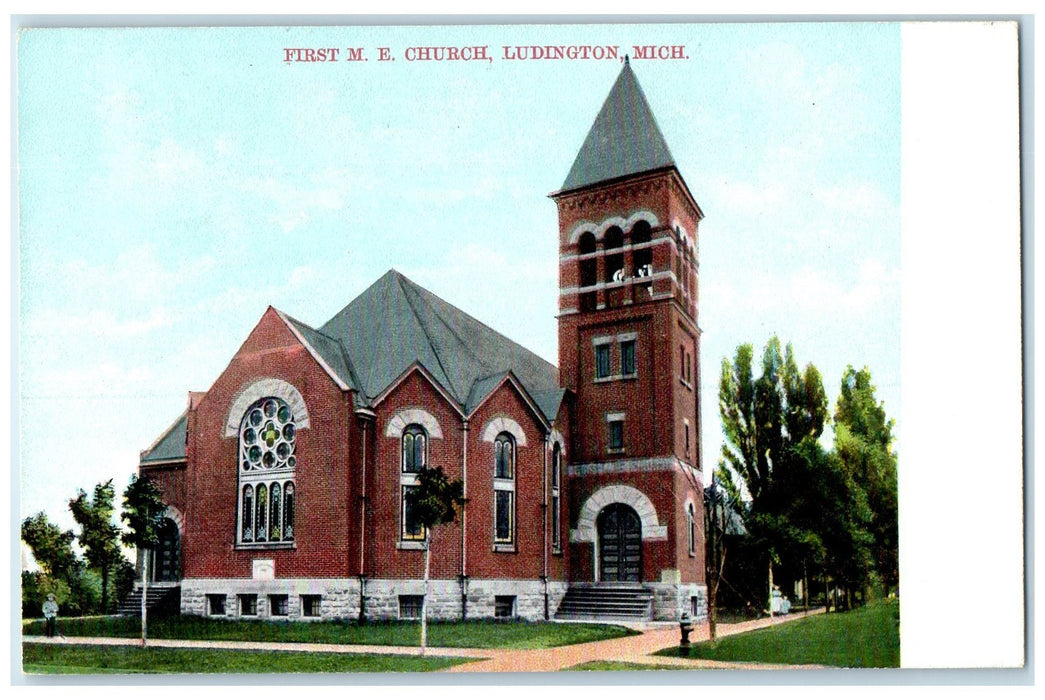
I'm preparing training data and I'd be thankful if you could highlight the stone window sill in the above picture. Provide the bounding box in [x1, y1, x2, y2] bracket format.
[397, 541, 427, 551]
[594, 373, 638, 384]
[235, 542, 295, 551]
[493, 544, 516, 553]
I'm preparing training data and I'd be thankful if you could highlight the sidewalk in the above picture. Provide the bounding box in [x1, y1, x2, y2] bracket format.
[23, 609, 824, 673]
[442, 609, 825, 672]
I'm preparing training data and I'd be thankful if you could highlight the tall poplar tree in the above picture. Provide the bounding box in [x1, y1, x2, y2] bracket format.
[834, 366, 899, 596]
[718, 337, 829, 605]
[69, 479, 125, 613]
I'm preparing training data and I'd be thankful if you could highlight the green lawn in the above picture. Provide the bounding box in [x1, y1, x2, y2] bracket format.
[657, 599, 900, 668]
[22, 642, 469, 675]
[22, 616, 636, 650]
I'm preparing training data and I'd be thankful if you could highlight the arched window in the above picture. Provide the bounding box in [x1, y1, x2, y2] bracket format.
[401, 424, 429, 541]
[604, 226, 624, 284]
[238, 397, 297, 545]
[495, 432, 514, 479]
[402, 424, 427, 473]
[551, 443, 562, 551]
[578, 231, 597, 312]
[688, 503, 697, 555]
[494, 432, 516, 546]
[631, 220, 653, 282]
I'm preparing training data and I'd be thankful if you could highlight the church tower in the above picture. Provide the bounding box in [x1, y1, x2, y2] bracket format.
[553, 59, 706, 616]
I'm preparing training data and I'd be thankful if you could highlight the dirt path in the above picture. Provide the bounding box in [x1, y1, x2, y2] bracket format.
[23, 609, 824, 673]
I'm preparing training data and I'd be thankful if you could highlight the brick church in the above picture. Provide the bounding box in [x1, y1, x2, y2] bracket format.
[137, 59, 707, 622]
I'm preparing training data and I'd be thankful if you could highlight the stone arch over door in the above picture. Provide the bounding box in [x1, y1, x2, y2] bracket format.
[570, 484, 667, 544]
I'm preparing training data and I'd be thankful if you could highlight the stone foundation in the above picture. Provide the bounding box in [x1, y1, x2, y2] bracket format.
[181, 577, 569, 622]
[647, 582, 708, 622]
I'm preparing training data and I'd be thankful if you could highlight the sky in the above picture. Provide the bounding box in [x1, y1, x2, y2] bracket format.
[16, 23, 901, 532]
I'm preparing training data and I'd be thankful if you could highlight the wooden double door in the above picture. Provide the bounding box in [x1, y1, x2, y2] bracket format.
[597, 503, 642, 582]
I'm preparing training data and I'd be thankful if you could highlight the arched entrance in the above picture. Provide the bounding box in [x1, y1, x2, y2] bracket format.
[597, 504, 642, 582]
[152, 518, 180, 582]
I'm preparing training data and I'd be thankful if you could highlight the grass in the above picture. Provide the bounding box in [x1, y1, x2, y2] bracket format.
[21, 642, 469, 675]
[656, 599, 900, 668]
[22, 615, 636, 650]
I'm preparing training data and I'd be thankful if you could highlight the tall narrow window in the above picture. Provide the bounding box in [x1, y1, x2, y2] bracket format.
[595, 344, 611, 379]
[241, 485, 254, 543]
[402, 485, 425, 541]
[238, 396, 297, 545]
[494, 432, 516, 547]
[551, 443, 562, 550]
[608, 419, 624, 452]
[401, 424, 429, 542]
[495, 433, 514, 479]
[402, 424, 427, 472]
[620, 339, 636, 376]
[688, 503, 697, 555]
[578, 231, 597, 312]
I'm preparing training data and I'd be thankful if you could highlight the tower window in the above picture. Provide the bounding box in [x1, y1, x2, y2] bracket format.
[688, 503, 697, 555]
[607, 419, 625, 452]
[595, 344, 611, 379]
[620, 339, 636, 376]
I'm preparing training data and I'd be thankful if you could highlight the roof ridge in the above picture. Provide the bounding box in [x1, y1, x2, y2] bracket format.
[393, 272, 468, 403]
[400, 273, 558, 374]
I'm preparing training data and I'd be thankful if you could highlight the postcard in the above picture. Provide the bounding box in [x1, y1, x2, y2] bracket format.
[13, 20, 1023, 679]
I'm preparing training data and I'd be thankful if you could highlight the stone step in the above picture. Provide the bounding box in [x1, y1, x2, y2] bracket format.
[554, 584, 652, 621]
[117, 586, 180, 617]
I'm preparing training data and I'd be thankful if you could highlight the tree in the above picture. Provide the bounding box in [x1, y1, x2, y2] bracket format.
[69, 480, 125, 613]
[404, 465, 464, 655]
[718, 338, 828, 609]
[122, 474, 167, 645]
[21, 512, 78, 583]
[835, 366, 899, 596]
[21, 513, 82, 617]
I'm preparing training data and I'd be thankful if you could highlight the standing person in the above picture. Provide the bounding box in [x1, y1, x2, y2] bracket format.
[42, 593, 58, 638]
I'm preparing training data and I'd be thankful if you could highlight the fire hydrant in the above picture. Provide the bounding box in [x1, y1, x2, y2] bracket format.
[678, 611, 694, 656]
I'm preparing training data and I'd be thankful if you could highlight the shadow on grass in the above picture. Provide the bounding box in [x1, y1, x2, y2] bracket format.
[22, 642, 471, 675]
[656, 599, 900, 668]
[22, 615, 638, 651]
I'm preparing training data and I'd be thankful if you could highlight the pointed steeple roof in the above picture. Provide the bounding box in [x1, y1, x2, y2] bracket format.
[560, 58, 676, 192]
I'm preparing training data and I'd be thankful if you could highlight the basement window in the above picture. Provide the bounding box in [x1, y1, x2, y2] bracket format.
[239, 594, 258, 617]
[300, 594, 322, 618]
[399, 595, 424, 620]
[207, 594, 227, 616]
[269, 594, 288, 617]
[495, 596, 516, 619]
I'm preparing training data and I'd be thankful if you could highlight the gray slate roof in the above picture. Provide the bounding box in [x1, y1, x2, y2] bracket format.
[320, 270, 561, 418]
[140, 413, 187, 464]
[559, 59, 677, 192]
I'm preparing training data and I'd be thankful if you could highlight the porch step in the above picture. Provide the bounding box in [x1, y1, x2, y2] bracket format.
[117, 585, 180, 617]
[553, 584, 652, 621]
